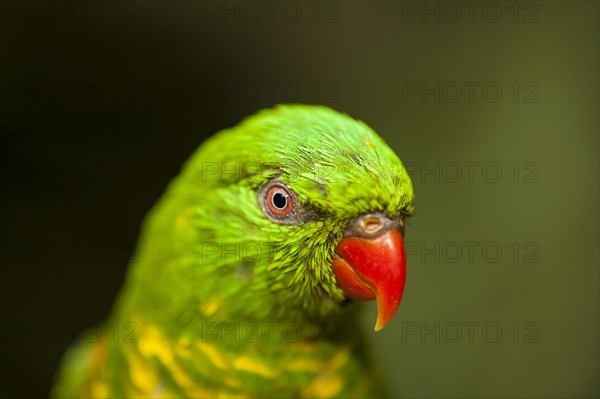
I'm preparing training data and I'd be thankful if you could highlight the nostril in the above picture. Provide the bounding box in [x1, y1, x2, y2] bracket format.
[362, 217, 382, 233]
[344, 213, 395, 239]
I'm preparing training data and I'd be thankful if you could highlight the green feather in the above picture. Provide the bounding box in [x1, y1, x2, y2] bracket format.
[52, 104, 414, 398]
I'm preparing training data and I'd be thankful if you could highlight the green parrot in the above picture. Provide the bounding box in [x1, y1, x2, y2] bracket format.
[51, 104, 415, 398]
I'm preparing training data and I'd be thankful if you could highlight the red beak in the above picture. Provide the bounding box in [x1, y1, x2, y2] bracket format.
[332, 229, 406, 331]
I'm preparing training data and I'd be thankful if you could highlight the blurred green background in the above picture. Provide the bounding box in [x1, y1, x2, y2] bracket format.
[1, 1, 598, 397]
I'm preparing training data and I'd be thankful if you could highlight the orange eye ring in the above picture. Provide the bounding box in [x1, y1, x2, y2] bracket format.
[266, 185, 293, 216]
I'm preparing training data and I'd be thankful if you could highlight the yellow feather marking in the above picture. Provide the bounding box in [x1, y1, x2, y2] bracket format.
[233, 356, 279, 378]
[168, 353, 215, 397]
[90, 381, 109, 398]
[301, 373, 343, 399]
[195, 341, 229, 370]
[176, 339, 215, 377]
[299, 346, 350, 398]
[170, 363, 192, 387]
[138, 326, 174, 365]
[125, 348, 159, 395]
[175, 337, 194, 360]
[199, 300, 220, 317]
[138, 326, 215, 398]
[329, 346, 350, 370]
[286, 359, 324, 372]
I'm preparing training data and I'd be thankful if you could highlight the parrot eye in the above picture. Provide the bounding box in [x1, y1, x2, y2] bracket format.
[266, 185, 293, 216]
[258, 180, 305, 224]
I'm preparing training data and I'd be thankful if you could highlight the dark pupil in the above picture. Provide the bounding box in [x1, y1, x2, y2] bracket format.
[272, 192, 287, 209]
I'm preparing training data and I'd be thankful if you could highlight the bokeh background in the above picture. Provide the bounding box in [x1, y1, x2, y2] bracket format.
[1, 1, 598, 398]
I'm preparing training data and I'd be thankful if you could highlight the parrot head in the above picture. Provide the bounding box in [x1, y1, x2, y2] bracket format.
[131, 105, 414, 333]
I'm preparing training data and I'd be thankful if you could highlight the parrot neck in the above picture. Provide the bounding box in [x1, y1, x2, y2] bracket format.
[112, 272, 347, 346]
[116, 292, 344, 345]
[91, 313, 368, 398]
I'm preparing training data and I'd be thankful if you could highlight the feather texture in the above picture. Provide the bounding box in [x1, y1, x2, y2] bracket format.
[52, 105, 414, 398]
